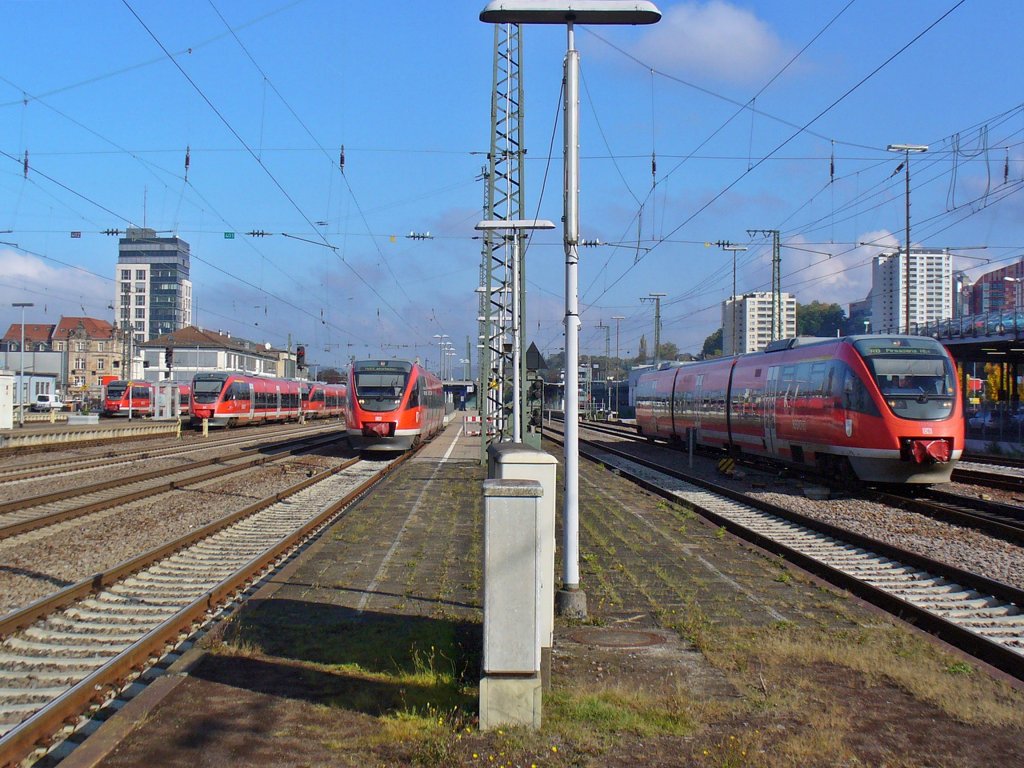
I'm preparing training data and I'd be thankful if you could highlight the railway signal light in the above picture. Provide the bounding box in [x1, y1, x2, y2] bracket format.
[166, 347, 173, 368]
[296, 345, 306, 369]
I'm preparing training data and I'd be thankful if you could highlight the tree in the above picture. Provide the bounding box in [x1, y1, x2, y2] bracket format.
[657, 342, 679, 362]
[636, 335, 648, 365]
[702, 328, 723, 358]
[796, 301, 846, 337]
[317, 367, 345, 384]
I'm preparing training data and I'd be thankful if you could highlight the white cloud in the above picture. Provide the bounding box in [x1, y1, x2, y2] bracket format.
[0, 249, 113, 330]
[634, 1, 789, 84]
[783, 231, 898, 308]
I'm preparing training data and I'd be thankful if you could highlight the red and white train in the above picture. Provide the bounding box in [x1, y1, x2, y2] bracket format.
[190, 373, 346, 427]
[345, 359, 445, 451]
[300, 381, 347, 419]
[635, 335, 964, 484]
[102, 380, 191, 418]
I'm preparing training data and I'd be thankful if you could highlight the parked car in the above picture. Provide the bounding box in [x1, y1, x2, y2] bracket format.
[31, 393, 65, 412]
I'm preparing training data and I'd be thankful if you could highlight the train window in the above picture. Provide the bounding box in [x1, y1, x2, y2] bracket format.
[407, 381, 420, 408]
[855, 343, 956, 420]
[839, 365, 880, 417]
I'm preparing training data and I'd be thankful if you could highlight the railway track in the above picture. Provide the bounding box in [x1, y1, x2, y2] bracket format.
[0, 431, 348, 541]
[547, 422, 1024, 681]
[0, 421, 343, 484]
[0, 452, 405, 767]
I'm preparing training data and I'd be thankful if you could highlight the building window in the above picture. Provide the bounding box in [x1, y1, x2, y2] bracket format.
[135, 269, 146, 280]
[135, 308, 145, 318]
[55, 342, 64, 352]
[98, 359, 105, 370]
[76, 342, 86, 352]
[135, 295, 145, 306]
[121, 269, 131, 280]
[74, 357, 86, 370]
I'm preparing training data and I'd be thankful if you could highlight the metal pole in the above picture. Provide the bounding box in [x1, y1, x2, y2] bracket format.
[561, 21, 584, 614]
[904, 155, 911, 334]
[512, 232, 521, 440]
[13, 303, 33, 426]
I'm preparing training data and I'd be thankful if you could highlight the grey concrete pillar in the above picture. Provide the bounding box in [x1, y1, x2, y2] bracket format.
[480, 477, 543, 731]
[487, 443, 557, 689]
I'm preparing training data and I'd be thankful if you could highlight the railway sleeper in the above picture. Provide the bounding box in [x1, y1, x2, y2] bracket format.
[939, 604, 1023, 618]
[23, 627, 143, 645]
[0, 652, 109, 670]
[1, 638, 126, 656]
[0, 686, 68, 703]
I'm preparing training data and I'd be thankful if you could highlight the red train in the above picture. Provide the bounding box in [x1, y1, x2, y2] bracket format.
[300, 381, 348, 419]
[190, 373, 302, 427]
[635, 335, 964, 484]
[102, 380, 153, 417]
[345, 359, 445, 451]
[189, 373, 346, 427]
[102, 380, 192, 418]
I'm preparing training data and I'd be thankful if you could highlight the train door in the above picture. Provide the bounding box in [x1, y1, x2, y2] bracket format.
[694, 374, 704, 431]
[247, 382, 255, 421]
[763, 366, 779, 455]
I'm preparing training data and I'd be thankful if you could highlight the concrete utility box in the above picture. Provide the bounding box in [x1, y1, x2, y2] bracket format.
[0, 373, 12, 431]
[487, 443, 557, 658]
[153, 383, 182, 420]
[480, 478, 543, 731]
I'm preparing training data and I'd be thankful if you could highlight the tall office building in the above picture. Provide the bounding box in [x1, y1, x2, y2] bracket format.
[722, 291, 797, 355]
[870, 248, 952, 334]
[116, 228, 193, 343]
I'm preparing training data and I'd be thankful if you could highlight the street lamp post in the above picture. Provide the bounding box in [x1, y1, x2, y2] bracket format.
[480, 0, 661, 618]
[433, 334, 449, 379]
[12, 302, 34, 427]
[888, 143, 928, 334]
[475, 218, 555, 442]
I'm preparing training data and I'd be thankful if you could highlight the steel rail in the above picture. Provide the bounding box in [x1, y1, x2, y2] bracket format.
[545, 427, 1024, 681]
[0, 451, 409, 766]
[0, 433, 348, 541]
[0, 421, 343, 483]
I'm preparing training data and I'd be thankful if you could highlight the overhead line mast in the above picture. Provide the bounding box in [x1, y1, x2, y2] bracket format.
[479, 21, 525, 459]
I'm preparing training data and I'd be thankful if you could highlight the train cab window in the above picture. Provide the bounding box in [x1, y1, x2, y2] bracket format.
[354, 370, 409, 412]
[407, 381, 420, 409]
[853, 338, 955, 420]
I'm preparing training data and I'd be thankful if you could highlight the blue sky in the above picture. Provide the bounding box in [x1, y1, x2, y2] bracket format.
[1, 0, 1022, 373]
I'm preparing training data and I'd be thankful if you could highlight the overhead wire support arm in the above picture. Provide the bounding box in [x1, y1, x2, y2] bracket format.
[746, 229, 781, 341]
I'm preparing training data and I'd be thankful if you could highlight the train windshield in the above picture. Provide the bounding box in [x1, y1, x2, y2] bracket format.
[853, 338, 956, 420]
[105, 383, 126, 399]
[353, 365, 410, 412]
[192, 375, 229, 404]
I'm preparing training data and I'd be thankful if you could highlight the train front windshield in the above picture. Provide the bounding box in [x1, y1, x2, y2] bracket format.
[853, 338, 956, 420]
[192, 376, 229, 404]
[105, 383, 126, 400]
[353, 365, 411, 412]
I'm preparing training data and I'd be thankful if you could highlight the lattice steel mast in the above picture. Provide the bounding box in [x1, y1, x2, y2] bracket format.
[479, 22, 525, 460]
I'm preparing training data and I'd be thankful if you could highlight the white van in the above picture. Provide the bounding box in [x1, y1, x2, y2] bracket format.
[31, 393, 65, 412]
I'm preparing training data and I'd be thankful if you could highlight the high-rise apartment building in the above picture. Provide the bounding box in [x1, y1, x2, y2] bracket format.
[722, 291, 797, 355]
[870, 248, 952, 334]
[116, 228, 193, 343]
